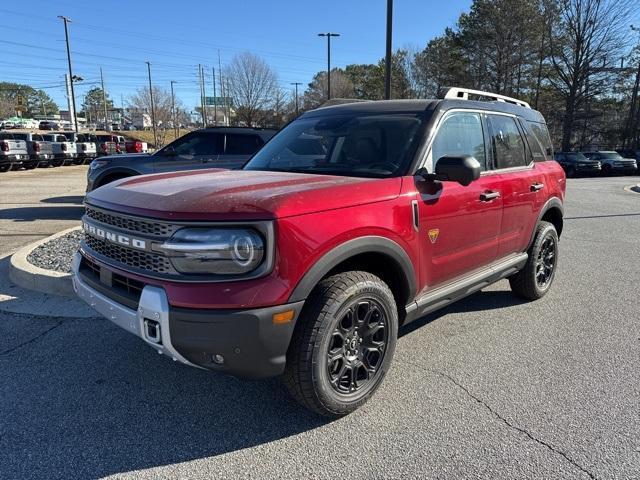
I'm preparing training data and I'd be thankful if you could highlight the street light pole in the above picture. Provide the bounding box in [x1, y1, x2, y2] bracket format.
[170, 80, 177, 138]
[291, 82, 302, 117]
[145, 61, 157, 148]
[100, 67, 109, 131]
[58, 15, 78, 132]
[384, 0, 393, 100]
[318, 32, 340, 100]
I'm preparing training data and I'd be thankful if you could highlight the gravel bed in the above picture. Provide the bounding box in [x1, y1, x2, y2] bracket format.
[26, 229, 83, 273]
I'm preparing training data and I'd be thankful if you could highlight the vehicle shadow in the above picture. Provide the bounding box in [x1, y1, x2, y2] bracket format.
[0, 205, 85, 221]
[399, 289, 527, 338]
[0, 313, 328, 479]
[40, 195, 85, 204]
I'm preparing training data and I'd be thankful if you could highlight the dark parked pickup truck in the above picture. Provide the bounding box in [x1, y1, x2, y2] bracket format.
[74, 88, 565, 416]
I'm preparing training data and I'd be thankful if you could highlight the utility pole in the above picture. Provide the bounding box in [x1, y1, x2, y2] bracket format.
[202, 66, 208, 126]
[318, 32, 340, 100]
[291, 82, 302, 117]
[384, 0, 393, 100]
[170, 80, 177, 138]
[58, 15, 79, 132]
[218, 50, 226, 126]
[198, 64, 206, 128]
[145, 61, 157, 147]
[212, 66, 218, 126]
[100, 67, 109, 131]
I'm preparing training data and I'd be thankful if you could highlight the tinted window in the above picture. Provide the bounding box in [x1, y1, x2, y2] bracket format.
[225, 134, 263, 155]
[245, 113, 425, 178]
[521, 122, 546, 162]
[488, 115, 527, 169]
[169, 133, 222, 156]
[32, 134, 44, 141]
[13, 133, 27, 140]
[431, 112, 487, 170]
[0, 133, 13, 140]
[527, 121, 553, 158]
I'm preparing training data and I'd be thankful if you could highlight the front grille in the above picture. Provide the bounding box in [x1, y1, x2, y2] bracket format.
[85, 206, 176, 237]
[80, 255, 144, 308]
[85, 235, 173, 274]
[112, 271, 144, 298]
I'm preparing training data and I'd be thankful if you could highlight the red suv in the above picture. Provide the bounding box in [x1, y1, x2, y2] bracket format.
[73, 88, 565, 417]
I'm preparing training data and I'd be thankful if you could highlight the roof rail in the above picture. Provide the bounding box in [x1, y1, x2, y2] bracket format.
[442, 87, 530, 109]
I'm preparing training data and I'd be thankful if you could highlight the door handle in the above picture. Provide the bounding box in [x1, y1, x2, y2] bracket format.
[530, 182, 544, 192]
[479, 191, 500, 202]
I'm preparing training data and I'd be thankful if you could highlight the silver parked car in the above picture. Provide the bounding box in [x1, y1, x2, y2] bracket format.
[12, 132, 55, 168]
[0, 133, 29, 172]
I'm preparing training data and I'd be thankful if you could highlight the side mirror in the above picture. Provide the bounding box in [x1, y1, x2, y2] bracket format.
[434, 155, 481, 186]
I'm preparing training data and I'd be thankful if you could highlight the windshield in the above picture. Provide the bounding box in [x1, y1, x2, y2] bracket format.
[244, 113, 427, 177]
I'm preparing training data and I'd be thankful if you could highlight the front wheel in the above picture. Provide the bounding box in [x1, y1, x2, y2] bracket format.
[283, 271, 398, 417]
[509, 221, 559, 300]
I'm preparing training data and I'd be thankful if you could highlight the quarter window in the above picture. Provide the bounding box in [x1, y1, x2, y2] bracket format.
[488, 115, 527, 169]
[431, 112, 487, 171]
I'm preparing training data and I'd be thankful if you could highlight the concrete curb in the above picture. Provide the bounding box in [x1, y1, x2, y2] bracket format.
[9, 226, 81, 297]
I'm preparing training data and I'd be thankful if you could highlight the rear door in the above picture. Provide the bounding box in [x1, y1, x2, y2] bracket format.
[152, 132, 223, 173]
[485, 114, 546, 257]
[218, 133, 264, 169]
[415, 110, 503, 289]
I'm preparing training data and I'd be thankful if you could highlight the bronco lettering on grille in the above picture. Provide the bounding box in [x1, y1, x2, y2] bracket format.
[82, 220, 147, 251]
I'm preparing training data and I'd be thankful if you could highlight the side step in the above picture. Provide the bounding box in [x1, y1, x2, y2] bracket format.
[404, 253, 528, 323]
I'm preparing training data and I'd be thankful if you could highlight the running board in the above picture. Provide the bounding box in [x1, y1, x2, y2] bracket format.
[404, 253, 528, 324]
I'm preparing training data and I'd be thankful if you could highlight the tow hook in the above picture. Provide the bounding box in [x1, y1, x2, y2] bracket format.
[143, 319, 162, 344]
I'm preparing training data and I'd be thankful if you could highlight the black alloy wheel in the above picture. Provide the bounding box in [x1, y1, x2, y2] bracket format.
[535, 236, 556, 288]
[326, 298, 389, 395]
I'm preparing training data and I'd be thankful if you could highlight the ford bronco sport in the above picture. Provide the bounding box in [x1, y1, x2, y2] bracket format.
[73, 88, 565, 417]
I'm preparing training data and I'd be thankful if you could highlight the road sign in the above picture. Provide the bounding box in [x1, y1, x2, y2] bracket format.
[204, 96, 233, 107]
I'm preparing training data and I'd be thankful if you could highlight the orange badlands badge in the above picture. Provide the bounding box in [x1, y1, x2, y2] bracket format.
[428, 229, 440, 244]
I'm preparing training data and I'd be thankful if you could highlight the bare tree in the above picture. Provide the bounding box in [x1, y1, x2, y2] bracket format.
[549, 0, 633, 150]
[225, 52, 278, 127]
[130, 86, 186, 147]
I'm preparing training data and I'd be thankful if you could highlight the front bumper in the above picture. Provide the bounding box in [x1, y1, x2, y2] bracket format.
[72, 253, 304, 378]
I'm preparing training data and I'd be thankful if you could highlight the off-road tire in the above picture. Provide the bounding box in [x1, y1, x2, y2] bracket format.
[283, 271, 398, 417]
[509, 221, 558, 300]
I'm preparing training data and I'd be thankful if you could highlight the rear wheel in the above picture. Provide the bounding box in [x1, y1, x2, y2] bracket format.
[23, 161, 38, 170]
[283, 271, 398, 417]
[0, 164, 10, 173]
[50, 158, 64, 167]
[509, 221, 558, 300]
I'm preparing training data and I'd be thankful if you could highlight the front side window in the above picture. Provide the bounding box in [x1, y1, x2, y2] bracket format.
[488, 115, 527, 169]
[244, 113, 426, 177]
[431, 112, 487, 171]
[165, 133, 222, 156]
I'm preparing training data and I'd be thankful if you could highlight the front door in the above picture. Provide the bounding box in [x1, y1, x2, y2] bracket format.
[416, 110, 503, 292]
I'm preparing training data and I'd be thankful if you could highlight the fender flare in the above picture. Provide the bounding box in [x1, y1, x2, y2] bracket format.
[288, 236, 417, 303]
[527, 197, 563, 250]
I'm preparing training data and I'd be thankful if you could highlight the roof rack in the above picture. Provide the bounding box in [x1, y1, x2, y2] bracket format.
[442, 87, 530, 109]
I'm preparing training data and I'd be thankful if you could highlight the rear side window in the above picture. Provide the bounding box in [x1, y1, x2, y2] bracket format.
[225, 134, 263, 155]
[488, 115, 527, 169]
[32, 134, 43, 141]
[0, 133, 13, 140]
[431, 112, 487, 171]
[520, 123, 546, 162]
[527, 121, 553, 158]
[13, 133, 27, 140]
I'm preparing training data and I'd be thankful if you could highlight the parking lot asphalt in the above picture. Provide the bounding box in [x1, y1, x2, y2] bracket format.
[0, 173, 639, 479]
[0, 166, 87, 256]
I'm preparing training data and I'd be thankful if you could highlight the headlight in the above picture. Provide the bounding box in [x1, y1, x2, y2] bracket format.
[90, 160, 109, 170]
[159, 228, 265, 274]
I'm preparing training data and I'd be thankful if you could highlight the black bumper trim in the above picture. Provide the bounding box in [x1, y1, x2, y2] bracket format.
[169, 300, 305, 379]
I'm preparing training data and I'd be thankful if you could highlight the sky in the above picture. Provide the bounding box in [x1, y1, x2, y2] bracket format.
[0, 0, 473, 114]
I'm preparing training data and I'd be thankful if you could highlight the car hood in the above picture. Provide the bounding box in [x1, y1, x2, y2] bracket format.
[86, 169, 402, 220]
